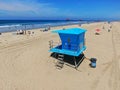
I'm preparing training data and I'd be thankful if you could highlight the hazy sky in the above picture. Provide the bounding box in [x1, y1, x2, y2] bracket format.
[0, 0, 120, 20]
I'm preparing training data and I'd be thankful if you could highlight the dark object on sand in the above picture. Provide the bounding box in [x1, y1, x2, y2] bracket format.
[108, 29, 110, 32]
[19, 32, 24, 34]
[17, 30, 24, 35]
[32, 32, 34, 34]
[43, 28, 48, 32]
[90, 58, 97, 68]
[63, 28, 65, 30]
[110, 26, 112, 29]
[0, 33, 1, 35]
[102, 26, 105, 29]
[95, 32, 100, 35]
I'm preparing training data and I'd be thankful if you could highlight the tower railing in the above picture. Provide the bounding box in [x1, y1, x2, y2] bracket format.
[49, 40, 84, 55]
[49, 40, 78, 49]
[49, 40, 61, 49]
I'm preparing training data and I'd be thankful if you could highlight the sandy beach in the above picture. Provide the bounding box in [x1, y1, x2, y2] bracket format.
[0, 22, 120, 90]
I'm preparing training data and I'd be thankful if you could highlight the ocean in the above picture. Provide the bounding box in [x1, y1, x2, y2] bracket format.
[0, 20, 94, 33]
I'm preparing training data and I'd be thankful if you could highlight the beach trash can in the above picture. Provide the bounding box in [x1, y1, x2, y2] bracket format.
[90, 58, 97, 68]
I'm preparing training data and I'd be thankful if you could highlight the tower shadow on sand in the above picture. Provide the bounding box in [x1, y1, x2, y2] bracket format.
[50, 53, 85, 68]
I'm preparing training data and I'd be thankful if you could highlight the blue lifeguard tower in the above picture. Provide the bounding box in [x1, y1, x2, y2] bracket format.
[49, 28, 87, 69]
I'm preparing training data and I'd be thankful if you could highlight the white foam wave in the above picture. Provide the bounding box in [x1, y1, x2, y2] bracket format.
[0, 24, 21, 28]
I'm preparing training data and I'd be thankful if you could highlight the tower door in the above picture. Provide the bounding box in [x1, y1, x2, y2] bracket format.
[63, 37, 71, 50]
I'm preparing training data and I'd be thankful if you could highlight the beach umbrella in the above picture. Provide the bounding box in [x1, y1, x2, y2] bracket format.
[95, 28, 101, 35]
[96, 28, 101, 33]
[96, 28, 100, 32]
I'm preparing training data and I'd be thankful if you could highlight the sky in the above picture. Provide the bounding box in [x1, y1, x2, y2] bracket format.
[0, 0, 120, 20]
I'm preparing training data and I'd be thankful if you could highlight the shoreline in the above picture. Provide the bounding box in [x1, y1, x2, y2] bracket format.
[0, 21, 107, 34]
[0, 20, 105, 33]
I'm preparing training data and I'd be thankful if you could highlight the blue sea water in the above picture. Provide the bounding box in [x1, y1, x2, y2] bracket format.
[0, 20, 94, 33]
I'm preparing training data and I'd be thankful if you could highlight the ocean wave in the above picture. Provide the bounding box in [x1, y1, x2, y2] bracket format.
[0, 24, 21, 28]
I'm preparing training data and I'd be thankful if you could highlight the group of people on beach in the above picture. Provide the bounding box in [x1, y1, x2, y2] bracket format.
[41, 26, 51, 32]
[17, 29, 35, 36]
[17, 29, 25, 35]
[102, 23, 112, 32]
[95, 22, 112, 35]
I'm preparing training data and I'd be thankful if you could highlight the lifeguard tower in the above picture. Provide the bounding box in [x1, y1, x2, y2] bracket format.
[49, 28, 87, 69]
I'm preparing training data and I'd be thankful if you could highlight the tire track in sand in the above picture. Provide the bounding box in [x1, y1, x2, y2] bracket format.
[110, 24, 120, 90]
[91, 23, 120, 90]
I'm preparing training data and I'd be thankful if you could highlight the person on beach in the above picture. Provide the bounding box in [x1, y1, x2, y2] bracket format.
[32, 32, 34, 34]
[28, 31, 31, 35]
[108, 27, 111, 32]
[17, 30, 19, 35]
[47, 25, 51, 30]
[19, 30, 24, 34]
[24, 30, 26, 35]
[110, 25, 112, 29]
[108, 24, 112, 32]
[102, 26, 105, 29]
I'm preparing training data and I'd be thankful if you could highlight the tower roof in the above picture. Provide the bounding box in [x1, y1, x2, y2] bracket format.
[52, 28, 87, 35]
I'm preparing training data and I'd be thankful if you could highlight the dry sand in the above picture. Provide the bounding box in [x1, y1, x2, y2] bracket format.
[0, 22, 120, 90]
